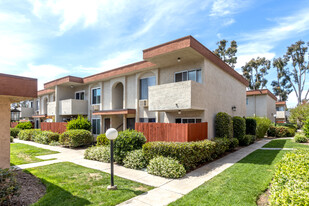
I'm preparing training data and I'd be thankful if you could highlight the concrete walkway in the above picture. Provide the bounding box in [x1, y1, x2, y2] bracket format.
[13, 138, 273, 206]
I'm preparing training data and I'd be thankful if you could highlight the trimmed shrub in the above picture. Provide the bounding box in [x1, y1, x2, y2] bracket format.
[269, 149, 309, 205]
[228, 138, 239, 151]
[253, 117, 271, 139]
[294, 133, 308, 143]
[18, 129, 41, 141]
[286, 127, 296, 137]
[10, 128, 21, 138]
[0, 169, 19, 205]
[268, 125, 296, 138]
[213, 138, 230, 158]
[267, 125, 276, 137]
[15, 121, 32, 130]
[114, 130, 147, 164]
[245, 118, 256, 135]
[44, 131, 59, 142]
[147, 156, 186, 179]
[238, 135, 253, 146]
[10, 136, 13, 143]
[33, 133, 49, 144]
[275, 126, 288, 137]
[233, 116, 246, 140]
[123, 149, 147, 170]
[66, 115, 91, 131]
[143, 140, 216, 171]
[84, 146, 110, 162]
[249, 134, 256, 144]
[49, 141, 61, 146]
[59, 129, 93, 148]
[215, 112, 233, 138]
[96, 134, 109, 146]
[303, 118, 309, 138]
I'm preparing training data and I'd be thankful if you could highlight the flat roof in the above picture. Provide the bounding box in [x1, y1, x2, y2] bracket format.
[93, 109, 136, 116]
[246, 89, 277, 101]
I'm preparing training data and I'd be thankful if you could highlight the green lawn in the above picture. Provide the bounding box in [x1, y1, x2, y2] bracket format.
[10, 143, 58, 166]
[170, 149, 287, 206]
[262, 139, 309, 149]
[26, 162, 153, 206]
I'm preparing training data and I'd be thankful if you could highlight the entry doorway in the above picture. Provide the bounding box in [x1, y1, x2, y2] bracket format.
[127, 118, 135, 130]
[104, 118, 110, 133]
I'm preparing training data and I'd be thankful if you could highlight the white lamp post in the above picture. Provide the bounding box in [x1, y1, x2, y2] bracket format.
[105, 128, 118, 190]
[273, 114, 277, 126]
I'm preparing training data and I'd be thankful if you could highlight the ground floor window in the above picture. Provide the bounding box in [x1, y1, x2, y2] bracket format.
[92, 118, 100, 135]
[175, 118, 202, 123]
[140, 118, 156, 123]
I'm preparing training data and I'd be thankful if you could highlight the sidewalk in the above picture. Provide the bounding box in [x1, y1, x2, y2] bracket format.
[13, 138, 273, 205]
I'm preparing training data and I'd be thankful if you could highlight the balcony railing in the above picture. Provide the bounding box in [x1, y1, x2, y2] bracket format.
[59, 99, 88, 115]
[148, 80, 205, 111]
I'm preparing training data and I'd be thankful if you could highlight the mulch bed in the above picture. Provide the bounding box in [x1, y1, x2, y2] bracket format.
[10, 170, 46, 206]
[257, 188, 270, 206]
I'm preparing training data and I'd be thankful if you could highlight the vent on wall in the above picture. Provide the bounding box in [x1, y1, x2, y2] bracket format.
[92, 105, 100, 111]
[139, 100, 148, 107]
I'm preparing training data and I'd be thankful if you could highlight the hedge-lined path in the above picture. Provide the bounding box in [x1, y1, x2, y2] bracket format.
[12, 138, 272, 206]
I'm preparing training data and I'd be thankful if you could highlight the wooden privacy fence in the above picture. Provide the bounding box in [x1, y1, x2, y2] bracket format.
[135, 122, 208, 142]
[10, 122, 19, 128]
[41, 122, 67, 134]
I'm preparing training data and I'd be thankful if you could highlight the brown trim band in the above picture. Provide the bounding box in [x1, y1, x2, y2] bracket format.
[246, 89, 277, 101]
[32, 114, 47, 118]
[93, 109, 136, 116]
[44, 76, 83, 89]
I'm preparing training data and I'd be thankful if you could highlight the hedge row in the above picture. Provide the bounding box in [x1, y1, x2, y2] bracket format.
[269, 149, 309, 205]
[267, 125, 296, 137]
[142, 138, 238, 171]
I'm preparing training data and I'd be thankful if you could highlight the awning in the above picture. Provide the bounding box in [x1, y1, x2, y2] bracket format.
[93, 109, 136, 116]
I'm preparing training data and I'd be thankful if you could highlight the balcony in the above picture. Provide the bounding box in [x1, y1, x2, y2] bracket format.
[276, 111, 286, 119]
[59, 99, 88, 115]
[47, 102, 56, 116]
[20, 107, 34, 118]
[148, 80, 205, 112]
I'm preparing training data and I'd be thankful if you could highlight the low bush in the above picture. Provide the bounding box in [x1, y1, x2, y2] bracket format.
[49, 141, 61, 146]
[269, 149, 309, 205]
[294, 133, 308, 143]
[66, 115, 91, 131]
[147, 156, 186, 179]
[228, 138, 239, 151]
[267, 125, 276, 137]
[286, 127, 296, 137]
[10, 136, 13, 143]
[18, 129, 41, 141]
[84, 146, 110, 163]
[253, 117, 271, 139]
[96, 134, 109, 146]
[238, 135, 254, 146]
[15, 121, 32, 130]
[143, 140, 216, 171]
[33, 132, 50, 145]
[44, 131, 60, 142]
[275, 126, 289, 137]
[0, 169, 19, 205]
[114, 130, 147, 164]
[232, 116, 246, 140]
[59, 129, 93, 148]
[303, 118, 309, 138]
[215, 112, 233, 138]
[245, 118, 256, 135]
[10, 128, 21, 138]
[268, 125, 296, 138]
[123, 149, 147, 170]
[249, 134, 256, 144]
[212, 138, 230, 158]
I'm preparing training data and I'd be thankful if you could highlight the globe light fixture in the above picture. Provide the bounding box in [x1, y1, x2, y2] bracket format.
[105, 128, 118, 190]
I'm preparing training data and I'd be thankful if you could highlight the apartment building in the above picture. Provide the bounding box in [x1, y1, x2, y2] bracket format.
[246, 89, 277, 122]
[275, 101, 287, 123]
[23, 36, 248, 139]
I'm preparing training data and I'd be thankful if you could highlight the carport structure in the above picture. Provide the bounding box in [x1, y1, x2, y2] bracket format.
[0, 73, 37, 169]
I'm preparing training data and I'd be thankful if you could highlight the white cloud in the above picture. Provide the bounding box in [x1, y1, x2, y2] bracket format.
[223, 18, 235, 26]
[20, 64, 70, 90]
[209, 0, 251, 17]
[287, 90, 308, 108]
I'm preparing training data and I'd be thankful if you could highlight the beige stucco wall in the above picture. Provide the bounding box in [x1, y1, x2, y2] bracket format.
[246, 95, 276, 122]
[20, 107, 34, 118]
[267, 96, 276, 122]
[0, 98, 11, 169]
[59, 99, 88, 115]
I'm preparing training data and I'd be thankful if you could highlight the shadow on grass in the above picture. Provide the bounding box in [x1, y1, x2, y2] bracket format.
[238, 149, 282, 165]
[263, 139, 288, 148]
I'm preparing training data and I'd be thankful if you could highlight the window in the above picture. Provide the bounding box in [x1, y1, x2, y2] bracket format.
[36, 100, 39, 110]
[92, 88, 101, 104]
[92, 118, 100, 135]
[140, 76, 156, 99]
[175, 118, 202, 123]
[75, 91, 85, 100]
[139, 118, 156, 123]
[175, 69, 202, 83]
[246, 98, 248, 105]
[276, 106, 284, 111]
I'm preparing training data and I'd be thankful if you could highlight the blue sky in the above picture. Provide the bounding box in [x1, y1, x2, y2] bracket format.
[0, 0, 308, 107]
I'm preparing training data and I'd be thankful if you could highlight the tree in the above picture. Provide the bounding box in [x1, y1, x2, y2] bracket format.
[282, 40, 309, 105]
[242, 57, 271, 90]
[213, 39, 237, 69]
[289, 103, 309, 127]
[271, 57, 293, 101]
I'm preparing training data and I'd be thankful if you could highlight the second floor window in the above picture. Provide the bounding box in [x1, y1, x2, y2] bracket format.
[276, 106, 284, 111]
[140, 76, 156, 100]
[75, 91, 85, 100]
[92, 88, 101, 105]
[175, 69, 202, 83]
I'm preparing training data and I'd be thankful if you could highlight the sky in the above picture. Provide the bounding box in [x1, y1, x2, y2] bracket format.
[0, 0, 308, 108]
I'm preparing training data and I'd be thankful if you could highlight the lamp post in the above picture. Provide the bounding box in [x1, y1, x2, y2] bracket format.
[105, 128, 118, 190]
[274, 114, 277, 126]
